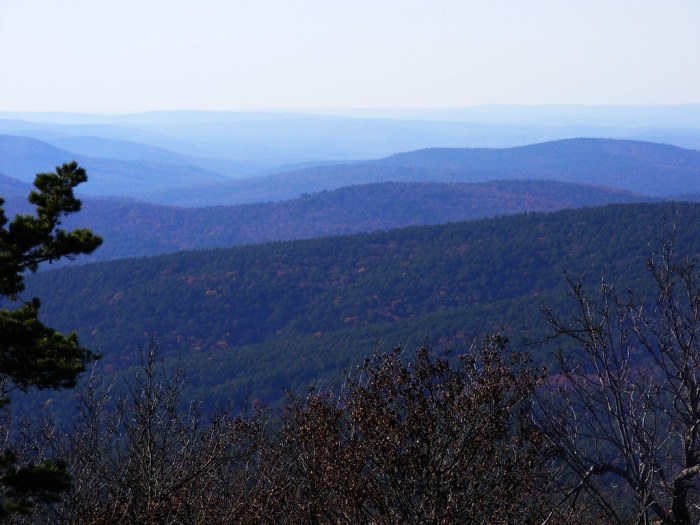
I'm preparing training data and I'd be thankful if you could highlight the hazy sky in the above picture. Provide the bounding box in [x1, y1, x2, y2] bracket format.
[1, 0, 699, 113]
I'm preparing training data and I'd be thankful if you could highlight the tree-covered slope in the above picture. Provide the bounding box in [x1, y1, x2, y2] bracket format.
[56, 179, 646, 262]
[22, 202, 700, 404]
[0, 169, 650, 263]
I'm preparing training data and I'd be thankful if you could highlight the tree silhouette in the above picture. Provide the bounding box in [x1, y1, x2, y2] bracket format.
[538, 237, 700, 525]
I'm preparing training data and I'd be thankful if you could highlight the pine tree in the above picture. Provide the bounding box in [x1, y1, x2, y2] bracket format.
[0, 162, 101, 518]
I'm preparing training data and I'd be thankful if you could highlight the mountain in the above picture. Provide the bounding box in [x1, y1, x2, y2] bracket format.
[3, 132, 267, 178]
[24, 202, 700, 405]
[0, 171, 650, 263]
[377, 139, 700, 197]
[0, 172, 31, 200]
[1, 115, 519, 165]
[5, 105, 700, 127]
[0, 134, 83, 181]
[0, 120, 186, 154]
[0, 134, 233, 197]
[3, 117, 699, 207]
[308, 104, 700, 128]
[3, 109, 700, 187]
[144, 138, 700, 206]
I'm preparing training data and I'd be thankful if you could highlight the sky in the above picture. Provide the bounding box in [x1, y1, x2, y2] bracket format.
[0, 0, 699, 113]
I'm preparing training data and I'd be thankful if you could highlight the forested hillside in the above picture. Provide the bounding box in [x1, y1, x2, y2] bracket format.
[64, 180, 649, 261]
[24, 202, 700, 404]
[0, 176, 649, 262]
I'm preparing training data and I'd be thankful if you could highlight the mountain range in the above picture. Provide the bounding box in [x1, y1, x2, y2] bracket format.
[3, 109, 700, 408]
[2, 106, 700, 205]
[4, 134, 696, 207]
[147, 138, 700, 206]
[4, 135, 700, 262]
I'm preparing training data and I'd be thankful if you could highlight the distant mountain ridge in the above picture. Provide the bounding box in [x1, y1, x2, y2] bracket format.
[3, 105, 700, 125]
[0, 172, 30, 198]
[146, 138, 700, 206]
[2, 108, 700, 205]
[1, 131, 266, 177]
[380, 138, 699, 170]
[0, 134, 233, 197]
[1, 134, 698, 208]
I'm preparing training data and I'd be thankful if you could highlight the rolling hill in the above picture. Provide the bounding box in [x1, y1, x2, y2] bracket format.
[1, 177, 651, 263]
[23, 202, 700, 405]
[144, 139, 700, 206]
[378, 139, 700, 194]
[3, 107, 700, 162]
[63, 179, 651, 262]
[2, 133, 698, 207]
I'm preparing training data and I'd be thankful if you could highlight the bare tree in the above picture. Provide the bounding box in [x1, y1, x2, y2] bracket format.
[537, 239, 700, 525]
[31, 346, 259, 525]
[13, 341, 553, 524]
[255, 336, 552, 524]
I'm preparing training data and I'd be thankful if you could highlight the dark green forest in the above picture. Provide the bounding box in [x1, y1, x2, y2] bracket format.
[21, 201, 700, 405]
